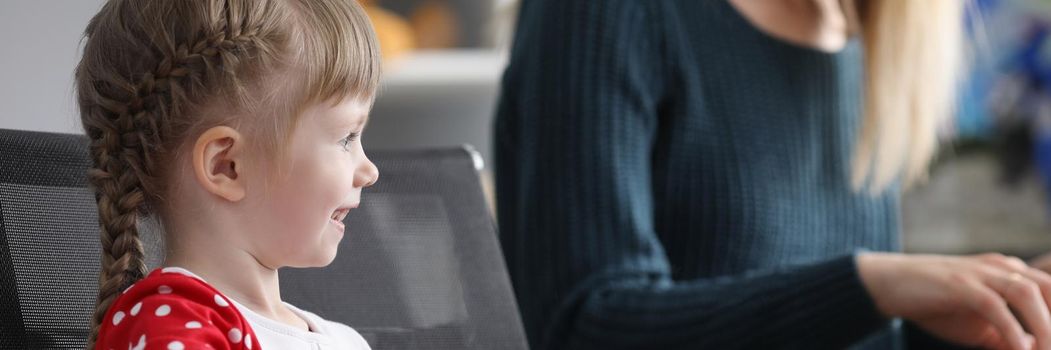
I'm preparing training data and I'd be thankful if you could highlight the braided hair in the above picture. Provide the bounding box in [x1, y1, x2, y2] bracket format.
[74, 1, 379, 348]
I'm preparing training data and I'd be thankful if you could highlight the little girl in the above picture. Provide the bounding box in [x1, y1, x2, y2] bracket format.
[76, 0, 381, 349]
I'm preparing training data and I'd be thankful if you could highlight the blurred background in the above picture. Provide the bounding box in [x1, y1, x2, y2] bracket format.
[903, 0, 1051, 257]
[4, 0, 1051, 257]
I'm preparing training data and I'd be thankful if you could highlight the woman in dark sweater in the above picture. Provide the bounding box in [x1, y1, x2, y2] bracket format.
[495, 1, 1051, 349]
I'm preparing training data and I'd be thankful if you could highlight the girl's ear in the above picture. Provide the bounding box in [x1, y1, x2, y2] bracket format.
[192, 126, 247, 202]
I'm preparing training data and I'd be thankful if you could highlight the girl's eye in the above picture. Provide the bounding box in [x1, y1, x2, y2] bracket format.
[339, 132, 360, 151]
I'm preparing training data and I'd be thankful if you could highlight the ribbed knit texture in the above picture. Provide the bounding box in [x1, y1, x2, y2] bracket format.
[494, 1, 906, 349]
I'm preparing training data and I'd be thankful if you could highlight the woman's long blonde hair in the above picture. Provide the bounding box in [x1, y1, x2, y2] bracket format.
[74, 0, 380, 347]
[851, 0, 967, 192]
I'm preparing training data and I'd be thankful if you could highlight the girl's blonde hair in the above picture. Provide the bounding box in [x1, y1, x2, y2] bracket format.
[74, 0, 380, 347]
[851, 0, 966, 192]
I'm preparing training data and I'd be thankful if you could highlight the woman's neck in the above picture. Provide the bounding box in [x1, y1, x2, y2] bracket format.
[728, 0, 850, 53]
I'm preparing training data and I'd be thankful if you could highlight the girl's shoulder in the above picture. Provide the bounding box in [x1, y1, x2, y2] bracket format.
[95, 267, 259, 350]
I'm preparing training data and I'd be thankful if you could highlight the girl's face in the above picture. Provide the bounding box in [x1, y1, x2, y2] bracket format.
[241, 97, 378, 269]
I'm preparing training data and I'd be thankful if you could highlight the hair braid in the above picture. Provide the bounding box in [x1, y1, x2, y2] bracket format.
[81, 2, 261, 348]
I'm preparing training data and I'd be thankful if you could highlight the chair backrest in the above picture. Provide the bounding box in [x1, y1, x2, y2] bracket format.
[0, 128, 528, 350]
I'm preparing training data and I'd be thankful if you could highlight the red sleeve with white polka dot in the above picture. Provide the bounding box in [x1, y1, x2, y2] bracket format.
[95, 268, 259, 350]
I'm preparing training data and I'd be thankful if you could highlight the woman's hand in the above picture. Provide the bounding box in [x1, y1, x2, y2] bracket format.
[858, 252, 1051, 350]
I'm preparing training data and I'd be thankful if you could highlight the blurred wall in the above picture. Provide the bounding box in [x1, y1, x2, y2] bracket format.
[0, 0, 107, 134]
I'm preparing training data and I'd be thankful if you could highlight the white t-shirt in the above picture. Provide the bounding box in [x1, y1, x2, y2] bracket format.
[231, 298, 371, 350]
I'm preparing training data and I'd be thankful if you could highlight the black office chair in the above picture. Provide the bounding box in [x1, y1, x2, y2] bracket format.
[0, 128, 528, 350]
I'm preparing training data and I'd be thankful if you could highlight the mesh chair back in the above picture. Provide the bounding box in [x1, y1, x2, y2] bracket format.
[0, 128, 527, 350]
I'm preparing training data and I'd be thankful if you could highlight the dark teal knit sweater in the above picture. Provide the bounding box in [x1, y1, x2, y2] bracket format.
[494, 1, 913, 349]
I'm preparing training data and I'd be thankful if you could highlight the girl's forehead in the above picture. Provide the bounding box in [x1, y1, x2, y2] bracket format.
[330, 99, 370, 123]
[302, 98, 371, 127]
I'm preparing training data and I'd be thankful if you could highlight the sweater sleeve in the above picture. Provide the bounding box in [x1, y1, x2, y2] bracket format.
[494, 1, 889, 348]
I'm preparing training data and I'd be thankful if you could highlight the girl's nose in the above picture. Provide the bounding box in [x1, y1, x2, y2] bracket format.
[355, 155, 379, 188]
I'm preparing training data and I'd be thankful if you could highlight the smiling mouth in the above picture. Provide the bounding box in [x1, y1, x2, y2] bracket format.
[330, 208, 350, 222]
